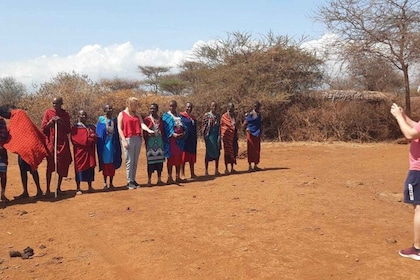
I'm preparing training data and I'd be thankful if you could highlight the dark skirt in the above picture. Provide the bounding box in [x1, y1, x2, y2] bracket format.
[76, 167, 95, 182]
[147, 162, 163, 175]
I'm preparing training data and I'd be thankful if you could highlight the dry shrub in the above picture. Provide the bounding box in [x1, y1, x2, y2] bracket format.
[20, 87, 188, 128]
[15, 71, 405, 142]
[410, 97, 420, 121]
[280, 97, 399, 142]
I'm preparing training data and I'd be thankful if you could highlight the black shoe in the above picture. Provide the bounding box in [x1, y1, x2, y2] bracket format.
[127, 182, 137, 189]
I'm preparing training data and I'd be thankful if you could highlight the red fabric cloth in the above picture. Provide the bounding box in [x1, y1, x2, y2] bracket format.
[182, 152, 196, 163]
[70, 124, 97, 172]
[121, 111, 142, 138]
[3, 110, 49, 171]
[41, 108, 72, 176]
[220, 112, 238, 164]
[167, 154, 183, 166]
[167, 137, 183, 166]
[102, 163, 115, 176]
[246, 131, 261, 164]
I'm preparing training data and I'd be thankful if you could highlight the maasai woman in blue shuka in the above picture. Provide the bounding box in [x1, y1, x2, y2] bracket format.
[244, 101, 262, 172]
[201, 101, 221, 176]
[162, 100, 187, 184]
[96, 105, 122, 189]
[180, 102, 198, 178]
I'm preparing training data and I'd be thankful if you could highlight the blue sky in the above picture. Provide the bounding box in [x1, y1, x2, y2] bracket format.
[0, 0, 328, 89]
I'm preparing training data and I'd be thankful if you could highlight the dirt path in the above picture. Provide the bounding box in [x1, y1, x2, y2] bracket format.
[0, 142, 418, 279]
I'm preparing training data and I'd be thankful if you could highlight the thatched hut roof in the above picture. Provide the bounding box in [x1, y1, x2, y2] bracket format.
[305, 90, 394, 103]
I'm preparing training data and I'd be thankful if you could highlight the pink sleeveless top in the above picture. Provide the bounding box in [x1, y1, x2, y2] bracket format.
[122, 111, 141, 138]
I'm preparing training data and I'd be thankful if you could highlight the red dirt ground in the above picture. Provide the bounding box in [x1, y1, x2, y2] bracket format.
[0, 141, 419, 279]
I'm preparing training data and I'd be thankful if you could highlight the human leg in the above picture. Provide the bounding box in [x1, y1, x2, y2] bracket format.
[175, 165, 182, 182]
[215, 159, 220, 175]
[76, 178, 81, 192]
[167, 164, 174, 184]
[230, 163, 237, 173]
[131, 136, 142, 186]
[88, 181, 94, 192]
[57, 175, 64, 193]
[400, 205, 420, 260]
[0, 174, 7, 202]
[156, 163, 163, 185]
[45, 171, 52, 194]
[157, 170, 163, 185]
[205, 159, 209, 176]
[189, 162, 197, 178]
[414, 205, 420, 249]
[400, 172, 420, 260]
[124, 138, 136, 188]
[16, 167, 29, 199]
[147, 165, 153, 187]
[181, 163, 186, 178]
[16, 156, 30, 198]
[103, 175, 108, 189]
[224, 162, 229, 174]
[31, 171, 43, 197]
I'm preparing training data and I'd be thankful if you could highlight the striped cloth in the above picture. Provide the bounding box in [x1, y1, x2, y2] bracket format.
[220, 112, 238, 164]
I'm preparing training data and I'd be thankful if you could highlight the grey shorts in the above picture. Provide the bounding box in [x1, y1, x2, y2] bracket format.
[404, 170, 420, 205]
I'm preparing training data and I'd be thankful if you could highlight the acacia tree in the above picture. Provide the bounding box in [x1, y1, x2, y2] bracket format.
[138, 66, 170, 94]
[318, 0, 420, 115]
[159, 74, 189, 95]
[98, 78, 141, 91]
[181, 31, 324, 100]
[346, 52, 404, 91]
[0, 77, 26, 105]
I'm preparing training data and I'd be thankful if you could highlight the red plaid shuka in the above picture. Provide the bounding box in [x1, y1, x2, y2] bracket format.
[3, 109, 49, 171]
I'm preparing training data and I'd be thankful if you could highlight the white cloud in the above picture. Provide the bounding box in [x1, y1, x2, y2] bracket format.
[0, 42, 193, 92]
[301, 33, 345, 78]
[0, 35, 347, 92]
[301, 33, 340, 54]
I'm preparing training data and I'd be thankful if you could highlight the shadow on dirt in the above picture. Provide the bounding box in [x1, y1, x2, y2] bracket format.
[0, 167, 289, 208]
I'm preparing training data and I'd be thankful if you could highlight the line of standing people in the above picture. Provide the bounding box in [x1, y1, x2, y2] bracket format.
[0, 97, 263, 201]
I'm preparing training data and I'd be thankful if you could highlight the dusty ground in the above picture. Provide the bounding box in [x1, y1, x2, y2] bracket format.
[0, 141, 419, 279]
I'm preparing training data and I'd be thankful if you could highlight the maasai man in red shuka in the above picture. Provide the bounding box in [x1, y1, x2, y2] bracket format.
[71, 110, 97, 193]
[220, 102, 239, 175]
[41, 97, 72, 195]
[243, 101, 262, 172]
[0, 105, 48, 199]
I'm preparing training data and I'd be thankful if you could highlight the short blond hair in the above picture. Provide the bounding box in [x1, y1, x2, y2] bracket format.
[126, 96, 139, 107]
